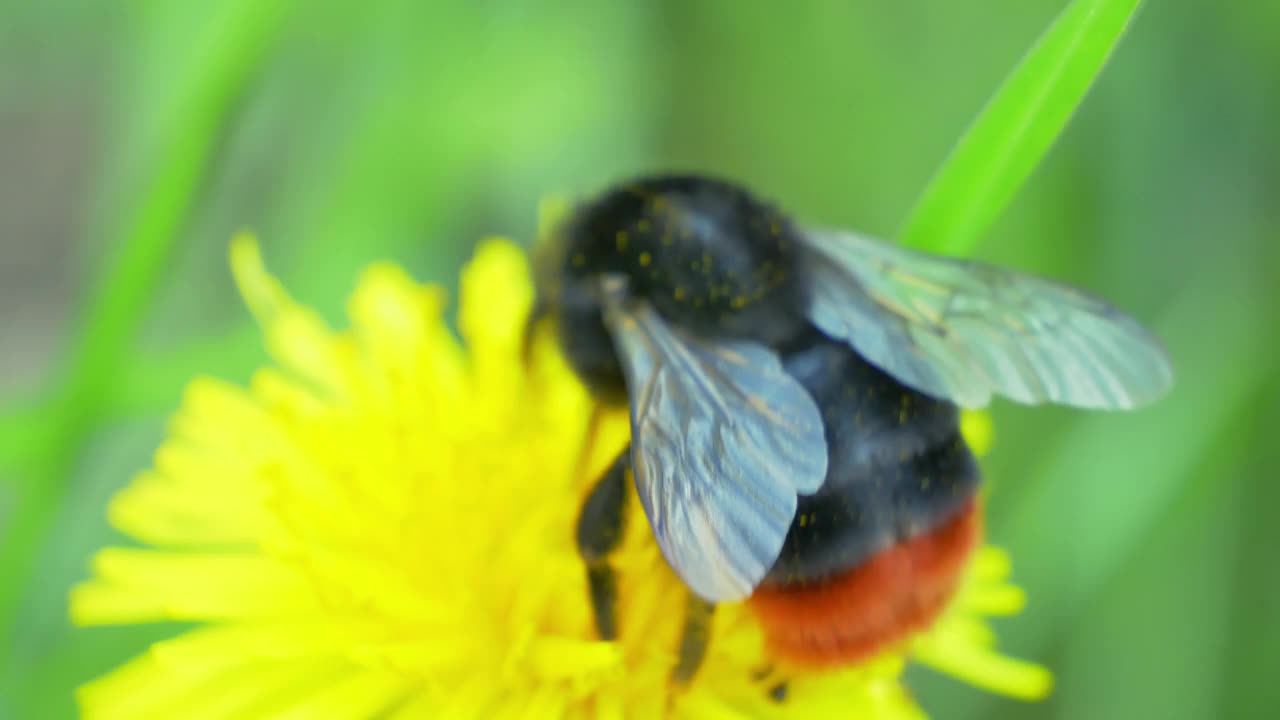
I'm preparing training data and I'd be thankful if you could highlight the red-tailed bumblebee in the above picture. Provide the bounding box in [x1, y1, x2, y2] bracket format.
[526, 174, 1172, 685]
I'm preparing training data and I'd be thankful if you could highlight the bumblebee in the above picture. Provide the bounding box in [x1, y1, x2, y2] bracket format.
[526, 175, 1172, 686]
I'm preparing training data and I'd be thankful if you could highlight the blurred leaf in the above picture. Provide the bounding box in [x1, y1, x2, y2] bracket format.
[265, 1, 653, 312]
[2, 421, 178, 720]
[1219, 393, 1280, 717]
[899, 0, 1142, 254]
[992, 254, 1270, 647]
[0, 401, 60, 475]
[53, 0, 290, 416]
[106, 324, 265, 418]
[93, 1, 655, 418]
[1054, 423, 1245, 720]
[0, 0, 293, 655]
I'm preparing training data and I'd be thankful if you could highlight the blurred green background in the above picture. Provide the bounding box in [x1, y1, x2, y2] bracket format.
[1, 1, 1277, 718]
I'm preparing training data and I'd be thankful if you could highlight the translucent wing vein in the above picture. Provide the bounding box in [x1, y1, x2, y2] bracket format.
[802, 229, 1173, 410]
[603, 297, 827, 601]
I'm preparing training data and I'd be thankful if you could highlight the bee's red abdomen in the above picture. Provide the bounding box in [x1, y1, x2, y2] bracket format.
[747, 498, 981, 668]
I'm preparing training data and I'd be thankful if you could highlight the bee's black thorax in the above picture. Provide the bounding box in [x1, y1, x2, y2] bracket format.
[543, 175, 811, 400]
[765, 329, 982, 586]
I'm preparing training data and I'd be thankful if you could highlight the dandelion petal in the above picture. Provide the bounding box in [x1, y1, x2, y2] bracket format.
[73, 235, 1050, 719]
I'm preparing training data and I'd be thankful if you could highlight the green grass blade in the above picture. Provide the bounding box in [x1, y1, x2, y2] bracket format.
[0, 0, 292, 650]
[899, 0, 1143, 254]
[54, 0, 290, 418]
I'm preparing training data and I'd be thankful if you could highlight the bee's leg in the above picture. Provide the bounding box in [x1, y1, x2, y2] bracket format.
[573, 404, 605, 487]
[576, 448, 631, 640]
[671, 592, 716, 685]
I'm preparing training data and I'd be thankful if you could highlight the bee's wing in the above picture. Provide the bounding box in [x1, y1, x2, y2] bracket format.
[602, 299, 828, 602]
[800, 229, 1173, 410]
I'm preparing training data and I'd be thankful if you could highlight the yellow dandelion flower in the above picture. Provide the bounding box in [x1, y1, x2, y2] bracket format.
[71, 234, 1050, 719]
